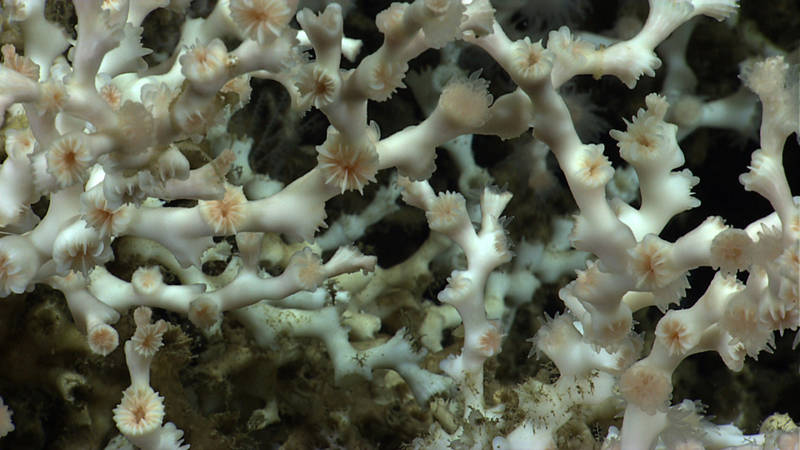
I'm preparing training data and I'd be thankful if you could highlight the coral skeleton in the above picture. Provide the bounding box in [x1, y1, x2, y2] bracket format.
[0, 0, 797, 448]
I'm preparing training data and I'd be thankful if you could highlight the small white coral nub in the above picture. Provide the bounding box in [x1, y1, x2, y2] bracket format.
[99, 83, 122, 111]
[438, 270, 472, 304]
[131, 267, 164, 296]
[655, 312, 696, 356]
[610, 94, 678, 165]
[512, 37, 552, 82]
[426, 191, 468, 233]
[419, 0, 465, 48]
[155, 146, 191, 182]
[38, 81, 68, 112]
[88, 323, 120, 356]
[199, 186, 248, 235]
[52, 220, 113, 276]
[287, 248, 325, 290]
[532, 313, 581, 359]
[180, 39, 230, 84]
[316, 126, 379, 194]
[721, 293, 774, 358]
[296, 64, 341, 109]
[740, 56, 790, 106]
[619, 363, 672, 414]
[230, 0, 293, 44]
[739, 149, 784, 201]
[132, 307, 169, 358]
[188, 297, 222, 330]
[1, 44, 38, 80]
[365, 60, 408, 102]
[4, 127, 35, 159]
[47, 136, 92, 188]
[547, 26, 594, 66]
[627, 234, 677, 290]
[437, 74, 493, 131]
[461, 0, 495, 38]
[0, 236, 39, 297]
[113, 385, 165, 436]
[375, 3, 408, 40]
[575, 144, 614, 188]
[81, 188, 132, 238]
[477, 321, 503, 357]
[0, 247, 25, 297]
[710, 228, 754, 275]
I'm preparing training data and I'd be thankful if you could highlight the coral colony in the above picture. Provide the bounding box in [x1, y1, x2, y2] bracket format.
[0, 0, 798, 448]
